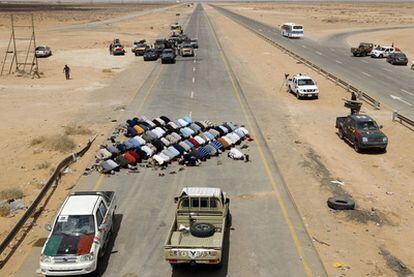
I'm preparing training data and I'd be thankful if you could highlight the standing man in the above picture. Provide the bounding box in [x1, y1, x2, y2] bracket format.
[32, 63, 40, 79]
[63, 65, 71, 80]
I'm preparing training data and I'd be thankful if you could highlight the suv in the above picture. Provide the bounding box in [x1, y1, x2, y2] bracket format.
[370, 46, 396, 58]
[386, 52, 408, 66]
[35, 45, 52, 58]
[351, 42, 373, 57]
[161, 49, 176, 64]
[40, 191, 116, 276]
[164, 187, 230, 267]
[336, 114, 388, 152]
[287, 73, 319, 99]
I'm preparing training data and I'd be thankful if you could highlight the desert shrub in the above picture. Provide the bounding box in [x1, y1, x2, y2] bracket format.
[0, 188, 24, 201]
[64, 124, 93, 136]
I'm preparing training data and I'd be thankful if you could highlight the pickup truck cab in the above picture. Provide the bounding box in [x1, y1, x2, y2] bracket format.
[164, 187, 230, 267]
[287, 74, 319, 99]
[336, 114, 388, 153]
[370, 46, 396, 58]
[40, 191, 116, 276]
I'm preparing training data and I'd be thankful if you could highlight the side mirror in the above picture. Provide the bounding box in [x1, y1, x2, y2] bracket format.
[45, 224, 52, 232]
[98, 223, 108, 231]
[380, 125, 383, 129]
[225, 198, 230, 204]
[174, 197, 179, 203]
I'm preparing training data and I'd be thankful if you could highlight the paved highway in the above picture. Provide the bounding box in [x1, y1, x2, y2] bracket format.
[15, 4, 325, 277]
[212, 5, 414, 119]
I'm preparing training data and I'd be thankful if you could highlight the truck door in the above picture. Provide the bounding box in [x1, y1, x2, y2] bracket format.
[344, 117, 353, 138]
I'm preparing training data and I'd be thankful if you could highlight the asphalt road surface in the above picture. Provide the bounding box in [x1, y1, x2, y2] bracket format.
[15, 4, 326, 277]
[212, 5, 414, 119]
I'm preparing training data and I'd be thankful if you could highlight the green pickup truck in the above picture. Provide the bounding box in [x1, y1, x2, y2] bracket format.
[164, 187, 230, 267]
[336, 114, 388, 153]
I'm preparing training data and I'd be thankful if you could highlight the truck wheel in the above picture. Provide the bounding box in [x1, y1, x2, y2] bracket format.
[226, 212, 232, 228]
[190, 223, 215, 238]
[296, 92, 301, 100]
[354, 142, 361, 153]
[327, 196, 355, 210]
[338, 128, 344, 139]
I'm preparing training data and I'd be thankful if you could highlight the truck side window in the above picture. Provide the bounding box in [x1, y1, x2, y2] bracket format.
[200, 198, 208, 208]
[191, 198, 199, 208]
[99, 202, 107, 218]
[181, 198, 189, 208]
[209, 199, 217, 208]
[96, 210, 103, 226]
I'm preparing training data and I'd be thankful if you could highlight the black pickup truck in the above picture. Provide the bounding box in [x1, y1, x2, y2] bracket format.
[336, 114, 388, 153]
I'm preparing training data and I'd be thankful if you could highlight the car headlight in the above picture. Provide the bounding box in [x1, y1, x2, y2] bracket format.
[79, 253, 95, 262]
[383, 137, 388, 142]
[40, 254, 52, 263]
[362, 137, 368, 143]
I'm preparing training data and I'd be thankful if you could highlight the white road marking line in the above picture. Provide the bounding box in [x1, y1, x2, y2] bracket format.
[192, 77, 195, 83]
[190, 91, 194, 98]
[390, 95, 413, 106]
[301, 45, 307, 49]
[382, 67, 393, 72]
[193, 67, 196, 72]
[193, 59, 196, 63]
[330, 48, 335, 52]
[401, 89, 414, 96]
[189, 111, 192, 117]
[315, 51, 322, 56]
[361, 60, 369, 64]
[335, 60, 343, 64]
[361, 71, 371, 77]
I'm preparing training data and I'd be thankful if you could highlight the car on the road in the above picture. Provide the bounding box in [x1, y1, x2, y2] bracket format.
[336, 114, 388, 153]
[370, 46, 396, 58]
[190, 38, 198, 49]
[164, 187, 231, 267]
[155, 39, 168, 55]
[180, 43, 194, 57]
[161, 48, 176, 64]
[351, 42, 373, 57]
[39, 191, 116, 276]
[143, 49, 158, 61]
[111, 43, 126, 55]
[35, 45, 52, 58]
[386, 52, 408, 66]
[132, 40, 148, 56]
[287, 73, 319, 99]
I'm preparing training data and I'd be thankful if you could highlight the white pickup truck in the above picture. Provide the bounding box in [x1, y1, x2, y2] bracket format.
[39, 191, 116, 276]
[370, 46, 396, 58]
[287, 73, 319, 99]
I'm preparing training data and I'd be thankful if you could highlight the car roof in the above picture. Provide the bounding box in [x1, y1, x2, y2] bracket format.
[349, 114, 374, 122]
[293, 74, 311, 79]
[180, 187, 222, 198]
[60, 195, 99, 215]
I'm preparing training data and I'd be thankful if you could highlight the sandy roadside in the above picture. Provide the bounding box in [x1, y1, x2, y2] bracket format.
[206, 5, 414, 277]
[218, 3, 414, 63]
[0, 3, 194, 274]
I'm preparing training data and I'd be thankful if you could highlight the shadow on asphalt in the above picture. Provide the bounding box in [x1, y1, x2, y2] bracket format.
[171, 225, 231, 277]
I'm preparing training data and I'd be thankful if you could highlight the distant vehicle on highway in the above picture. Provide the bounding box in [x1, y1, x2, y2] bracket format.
[190, 38, 198, 49]
[281, 23, 304, 38]
[35, 45, 52, 58]
[336, 114, 388, 153]
[370, 46, 397, 58]
[143, 49, 158, 61]
[351, 42, 373, 57]
[287, 73, 319, 99]
[164, 187, 231, 267]
[180, 43, 194, 57]
[161, 48, 176, 64]
[132, 40, 148, 56]
[386, 52, 408, 66]
[39, 191, 116, 276]
[111, 43, 126, 56]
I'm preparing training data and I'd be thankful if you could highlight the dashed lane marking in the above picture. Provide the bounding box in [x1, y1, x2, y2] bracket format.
[361, 71, 371, 77]
[400, 89, 414, 97]
[192, 77, 195, 83]
[190, 91, 194, 98]
[335, 60, 343, 64]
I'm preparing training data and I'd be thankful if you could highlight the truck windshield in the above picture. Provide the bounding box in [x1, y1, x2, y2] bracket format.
[357, 121, 378, 131]
[298, 79, 315, 86]
[52, 215, 95, 236]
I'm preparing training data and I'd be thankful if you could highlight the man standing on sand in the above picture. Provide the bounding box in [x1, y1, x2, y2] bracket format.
[63, 65, 71, 80]
[32, 63, 40, 79]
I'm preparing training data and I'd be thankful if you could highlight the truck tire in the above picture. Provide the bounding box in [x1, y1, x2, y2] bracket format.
[296, 92, 301, 100]
[327, 196, 355, 210]
[190, 223, 215, 238]
[354, 142, 361, 153]
[338, 128, 344, 139]
[226, 212, 232, 228]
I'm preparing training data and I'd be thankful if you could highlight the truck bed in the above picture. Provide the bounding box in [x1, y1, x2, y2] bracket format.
[169, 230, 223, 248]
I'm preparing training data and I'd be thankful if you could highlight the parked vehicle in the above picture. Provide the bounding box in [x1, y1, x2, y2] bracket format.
[190, 38, 198, 49]
[180, 43, 194, 57]
[111, 43, 126, 55]
[132, 40, 148, 55]
[143, 49, 158, 61]
[39, 191, 116, 276]
[35, 45, 52, 58]
[336, 114, 388, 153]
[164, 187, 230, 267]
[370, 46, 396, 58]
[351, 42, 373, 57]
[386, 52, 408, 66]
[287, 73, 319, 99]
[281, 22, 304, 38]
[161, 48, 176, 64]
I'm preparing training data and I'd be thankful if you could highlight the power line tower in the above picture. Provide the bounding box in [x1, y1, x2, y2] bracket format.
[0, 14, 39, 77]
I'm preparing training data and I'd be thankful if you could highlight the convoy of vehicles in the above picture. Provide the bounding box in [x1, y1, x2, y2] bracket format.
[40, 191, 116, 276]
[164, 187, 230, 267]
[336, 114, 388, 153]
[281, 22, 304, 38]
[351, 42, 373, 57]
[287, 73, 319, 99]
[35, 45, 52, 58]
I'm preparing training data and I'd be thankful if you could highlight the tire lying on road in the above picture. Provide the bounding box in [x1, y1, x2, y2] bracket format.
[190, 222, 215, 237]
[327, 196, 355, 210]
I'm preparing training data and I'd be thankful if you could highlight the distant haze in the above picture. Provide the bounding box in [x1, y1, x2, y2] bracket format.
[1, 0, 414, 3]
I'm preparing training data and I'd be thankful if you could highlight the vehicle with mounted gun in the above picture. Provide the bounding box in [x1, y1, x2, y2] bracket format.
[351, 42, 373, 57]
[39, 191, 116, 276]
[164, 187, 231, 267]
